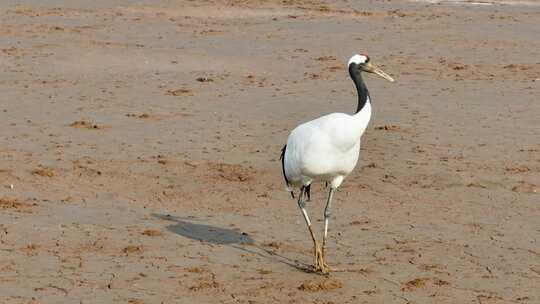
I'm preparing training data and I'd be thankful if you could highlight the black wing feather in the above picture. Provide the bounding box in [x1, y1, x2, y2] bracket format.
[280, 145, 295, 199]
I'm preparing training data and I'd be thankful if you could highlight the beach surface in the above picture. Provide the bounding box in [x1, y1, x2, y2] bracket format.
[1, 0, 539, 303]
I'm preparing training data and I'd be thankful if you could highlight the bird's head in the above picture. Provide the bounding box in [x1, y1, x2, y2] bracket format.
[348, 54, 394, 82]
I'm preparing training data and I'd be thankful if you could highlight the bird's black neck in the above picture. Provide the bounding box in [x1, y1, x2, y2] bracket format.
[349, 65, 370, 114]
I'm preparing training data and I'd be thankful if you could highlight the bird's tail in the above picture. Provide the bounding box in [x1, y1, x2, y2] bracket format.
[280, 145, 295, 199]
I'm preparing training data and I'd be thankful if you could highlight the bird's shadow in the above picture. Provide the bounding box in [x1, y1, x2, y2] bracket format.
[152, 213, 315, 273]
[152, 213, 254, 245]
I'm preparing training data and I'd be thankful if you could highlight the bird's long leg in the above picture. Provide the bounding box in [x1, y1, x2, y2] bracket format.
[322, 187, 336, 269]
[297, 186, 326, 273]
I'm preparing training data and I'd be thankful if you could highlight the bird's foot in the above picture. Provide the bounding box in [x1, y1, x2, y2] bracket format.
[313, 245, 329, 274]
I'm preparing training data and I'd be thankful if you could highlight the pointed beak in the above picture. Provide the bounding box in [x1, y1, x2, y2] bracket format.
[363, 62, 395, 82]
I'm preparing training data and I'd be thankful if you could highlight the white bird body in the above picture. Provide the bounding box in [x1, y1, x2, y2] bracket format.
[284, 101, 372, 188]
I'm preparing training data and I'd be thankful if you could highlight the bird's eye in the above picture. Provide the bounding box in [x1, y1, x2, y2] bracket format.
[359, 54, 370, 63]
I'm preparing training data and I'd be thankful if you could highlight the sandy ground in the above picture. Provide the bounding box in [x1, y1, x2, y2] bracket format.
[1, 0, 539, 303]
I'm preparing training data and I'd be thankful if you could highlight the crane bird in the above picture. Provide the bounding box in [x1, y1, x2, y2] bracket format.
[280, 54, 394, 273]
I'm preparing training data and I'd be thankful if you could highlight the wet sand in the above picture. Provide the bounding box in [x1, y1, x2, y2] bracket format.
[1, 0, 539, 303]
